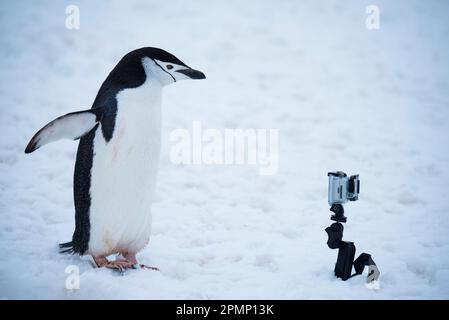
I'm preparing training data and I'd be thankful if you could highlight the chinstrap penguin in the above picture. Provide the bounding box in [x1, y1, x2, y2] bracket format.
[25, 47, 205, 270]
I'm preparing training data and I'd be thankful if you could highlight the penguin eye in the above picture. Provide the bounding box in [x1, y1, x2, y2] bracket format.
[166, 64, 173, 70]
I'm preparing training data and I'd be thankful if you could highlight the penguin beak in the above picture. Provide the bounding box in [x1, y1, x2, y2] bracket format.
[175, 68, 206, 80]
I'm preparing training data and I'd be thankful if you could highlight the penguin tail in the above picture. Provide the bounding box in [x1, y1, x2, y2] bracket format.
[59, 241, 74, 254]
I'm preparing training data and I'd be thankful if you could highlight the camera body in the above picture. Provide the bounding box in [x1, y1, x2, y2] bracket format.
[328, 171, 360, 206]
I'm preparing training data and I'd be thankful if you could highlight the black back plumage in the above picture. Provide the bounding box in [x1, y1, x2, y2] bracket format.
[61, 47, 184, 254]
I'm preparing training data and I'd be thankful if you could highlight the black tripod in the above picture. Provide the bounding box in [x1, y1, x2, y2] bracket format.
[325, 204, 379, 281]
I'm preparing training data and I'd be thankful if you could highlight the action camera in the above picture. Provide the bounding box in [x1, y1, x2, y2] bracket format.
[324, 171, 379, 283]
[328, 171, 360, 206]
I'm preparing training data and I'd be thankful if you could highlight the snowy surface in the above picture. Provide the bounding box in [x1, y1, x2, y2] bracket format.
[1, 0, 449, 299]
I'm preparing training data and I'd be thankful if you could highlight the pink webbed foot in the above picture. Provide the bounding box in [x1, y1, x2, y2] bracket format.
[93, 255, 134, 271]
[123, 252, 160, 271]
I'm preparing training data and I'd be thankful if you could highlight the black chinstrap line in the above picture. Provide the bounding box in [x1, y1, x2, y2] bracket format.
[152, 59, 176, 82]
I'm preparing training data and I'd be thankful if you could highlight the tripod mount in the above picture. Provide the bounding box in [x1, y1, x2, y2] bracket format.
[325, 205, 379, 282]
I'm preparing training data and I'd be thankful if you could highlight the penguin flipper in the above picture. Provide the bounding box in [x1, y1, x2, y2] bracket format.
[24, 108, 103, 154]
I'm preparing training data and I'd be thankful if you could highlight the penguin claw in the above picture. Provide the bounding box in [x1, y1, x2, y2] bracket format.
[138, 264, 160, 271]
[121, 253, 159, 271]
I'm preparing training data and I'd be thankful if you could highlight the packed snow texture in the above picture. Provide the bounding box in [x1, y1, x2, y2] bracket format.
[1, 0, 449, 299]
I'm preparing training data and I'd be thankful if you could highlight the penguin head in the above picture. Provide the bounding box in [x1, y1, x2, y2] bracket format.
[134, 47, 205, 86]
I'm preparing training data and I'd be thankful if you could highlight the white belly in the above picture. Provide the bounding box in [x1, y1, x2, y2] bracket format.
[88, 83, 162, 256]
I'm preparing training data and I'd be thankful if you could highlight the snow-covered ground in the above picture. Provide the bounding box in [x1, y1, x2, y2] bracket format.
[1, 0, 449, 299]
